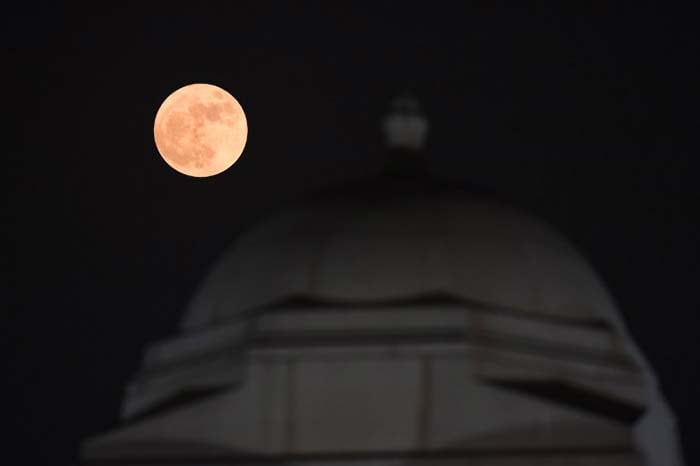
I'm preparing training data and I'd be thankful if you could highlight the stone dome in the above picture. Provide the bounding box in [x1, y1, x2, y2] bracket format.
[182, 172, 617, 332]
[84, 168, 684, 466]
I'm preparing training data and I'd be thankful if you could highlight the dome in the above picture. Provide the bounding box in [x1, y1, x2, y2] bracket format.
[85, 169, 684, 466]
[182, 174, 617, 331]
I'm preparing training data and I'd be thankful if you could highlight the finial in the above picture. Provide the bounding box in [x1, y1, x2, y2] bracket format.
[382, 95, 429, 151]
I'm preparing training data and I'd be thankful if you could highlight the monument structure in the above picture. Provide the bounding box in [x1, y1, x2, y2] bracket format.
[82, 97, 684, 466]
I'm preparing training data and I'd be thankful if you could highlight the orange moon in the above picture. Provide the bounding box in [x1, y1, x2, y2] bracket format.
[153, 83, 247, 177]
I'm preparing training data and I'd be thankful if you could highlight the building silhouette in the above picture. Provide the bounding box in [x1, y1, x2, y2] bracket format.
[82, 98, 684, 466]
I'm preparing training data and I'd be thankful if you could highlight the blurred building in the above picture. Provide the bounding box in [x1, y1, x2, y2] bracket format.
[82, 98, 684, 466]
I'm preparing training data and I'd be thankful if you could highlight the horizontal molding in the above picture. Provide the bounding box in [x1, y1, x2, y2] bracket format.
[83, 445, 637, 465]
[257, 306, 616, 354]
[144, 321, 251, 368]
[486, 379, 646, 424]
[252, 328, 638, 371]
[251, 293, 611, 329]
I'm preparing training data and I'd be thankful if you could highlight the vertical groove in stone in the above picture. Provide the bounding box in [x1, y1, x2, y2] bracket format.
[416, 355, 434, 449]
[285, 357, 297, 453]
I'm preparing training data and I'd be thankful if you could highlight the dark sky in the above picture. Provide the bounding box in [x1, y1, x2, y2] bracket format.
[5, 3, 699, 465]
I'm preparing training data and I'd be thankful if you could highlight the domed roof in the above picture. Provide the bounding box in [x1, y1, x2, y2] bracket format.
[182, 171, 618, 331]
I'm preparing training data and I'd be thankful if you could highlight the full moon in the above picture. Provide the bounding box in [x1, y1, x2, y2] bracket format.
[153, 83, 248, 177]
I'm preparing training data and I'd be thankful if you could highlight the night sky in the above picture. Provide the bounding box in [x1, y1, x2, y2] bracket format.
[5, 3, 699, 465]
